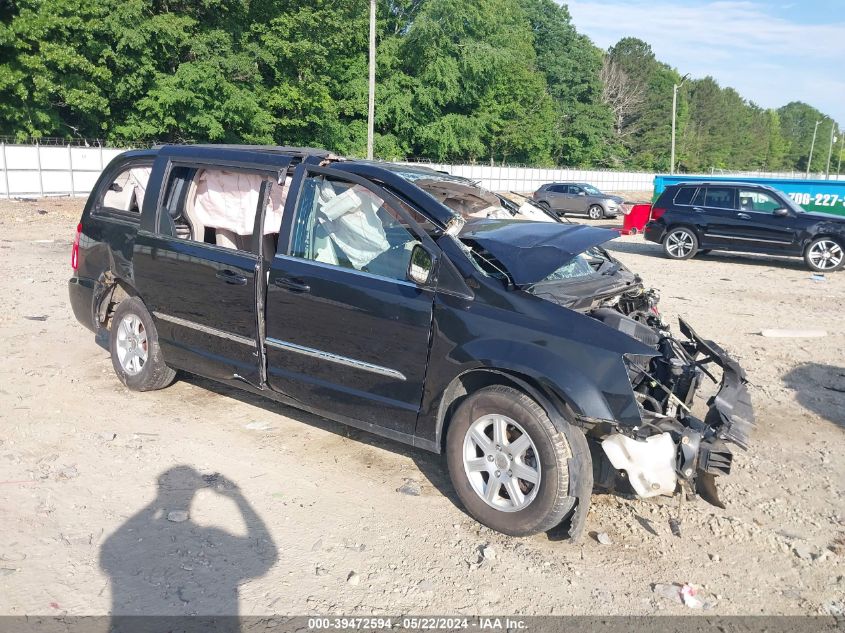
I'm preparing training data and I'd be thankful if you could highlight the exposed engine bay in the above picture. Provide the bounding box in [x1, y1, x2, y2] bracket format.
[585, 282, 754, 507]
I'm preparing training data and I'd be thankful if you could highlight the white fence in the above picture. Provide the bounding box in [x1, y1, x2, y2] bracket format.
[403, 161, 844, 196]
[1, 142, 842, 199]
[0, 143, 127, 198]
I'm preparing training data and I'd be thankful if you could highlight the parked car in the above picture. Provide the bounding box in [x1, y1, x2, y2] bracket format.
[69, 145, 752, 538]
[532, 182, 625, 220]
[644, 182, 845, 272]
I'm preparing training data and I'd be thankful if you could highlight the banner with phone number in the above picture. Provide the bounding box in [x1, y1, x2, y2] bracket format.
[653, 175, 845, 217]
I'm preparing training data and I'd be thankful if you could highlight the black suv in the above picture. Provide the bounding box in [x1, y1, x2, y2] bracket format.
[69, 145, 752, 538]
[644, 182, 845, 272]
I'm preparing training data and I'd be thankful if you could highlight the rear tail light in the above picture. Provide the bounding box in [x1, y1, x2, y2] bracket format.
[71, 223, 81, 271]
[650, 207, 666, 220]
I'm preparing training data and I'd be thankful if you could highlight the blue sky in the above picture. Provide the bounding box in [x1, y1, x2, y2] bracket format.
[566, 0, 845, 125]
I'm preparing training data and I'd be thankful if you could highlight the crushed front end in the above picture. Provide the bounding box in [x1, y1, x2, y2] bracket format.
[589, 287, 754, 508]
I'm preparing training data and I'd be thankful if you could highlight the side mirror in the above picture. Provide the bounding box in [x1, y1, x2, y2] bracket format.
[408, 243, 435, 286]
[577, 191, 586, 196]
[773, 207, 789, 217]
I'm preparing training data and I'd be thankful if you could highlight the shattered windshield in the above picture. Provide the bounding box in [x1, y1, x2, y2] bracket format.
[539, 246, 615, 282]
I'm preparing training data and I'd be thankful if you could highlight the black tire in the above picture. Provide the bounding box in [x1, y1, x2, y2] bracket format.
[445, 385, 590, 537]
[803, 237, 844, 273]
[662, 226, 698, 260]
[587, 205, 604, 220]
[698, 249, 712, 256]
[109, 297, 176, 391]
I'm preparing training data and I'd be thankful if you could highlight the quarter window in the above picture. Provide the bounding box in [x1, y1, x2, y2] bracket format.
[673, 187, 697, 206]
[289, 174, 421, 282]
[98, 163, 152, 216]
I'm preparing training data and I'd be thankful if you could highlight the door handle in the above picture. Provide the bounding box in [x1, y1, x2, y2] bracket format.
[215, 269, 248, 285]
[737, 213, 751, 220]
[273, 276, 311, 293]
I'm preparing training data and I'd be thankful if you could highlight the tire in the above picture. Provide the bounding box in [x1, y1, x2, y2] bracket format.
[587, 205, 604, 220]
[698, 249, 712, 256]
[804, 237, 844, 273]
[445, 385, 590, 537]
[109, 297, 176, 391]
[662, 227, 698, 259]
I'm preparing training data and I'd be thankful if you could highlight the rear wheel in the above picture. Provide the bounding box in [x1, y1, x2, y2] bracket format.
[588, 205, 604, 220]
[663, 227, 698, 259]
[804, 237, 844, 272]
[109, 297, 176, 391]
[446, 385, 589, 537]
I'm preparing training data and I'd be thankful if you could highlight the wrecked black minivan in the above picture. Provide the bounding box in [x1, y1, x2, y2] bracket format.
[69, 145, 753, 538]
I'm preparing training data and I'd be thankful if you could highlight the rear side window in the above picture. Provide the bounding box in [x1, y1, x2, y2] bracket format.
[704, 187, 736, 209]
[672, 187, 697, 206]
[95, 162, 153, 219]
[548, 184, 567, 193]
[158, 165, 287, 253]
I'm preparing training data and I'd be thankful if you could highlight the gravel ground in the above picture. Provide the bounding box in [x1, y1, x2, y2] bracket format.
[0, 197, 843, 617]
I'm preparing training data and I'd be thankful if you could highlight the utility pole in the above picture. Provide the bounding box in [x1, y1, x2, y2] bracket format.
[825, 123, 837, 179]
[837, 134, 843, 177]
[366, 0, 376, 160]
[670, 74, 689, 175]
[806, 119, 821, 178]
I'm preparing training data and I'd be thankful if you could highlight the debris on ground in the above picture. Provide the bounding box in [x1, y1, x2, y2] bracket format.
[653, 583, 684, 605]
[346, 571, 360, 586]
[396, 480, 421, 496]
[56, 466, 79, 481]
[669, 517, 682, 538]
[760, 329, 827, 338]
[243, 421, 274, 431]
[680, 583, 704, 609]
[596, 532, 612, 545]
[166, 510, 189, 523]
[480, 544, 496, 561]
[23, 315, 48, 321]
[793, 543, 814, 561]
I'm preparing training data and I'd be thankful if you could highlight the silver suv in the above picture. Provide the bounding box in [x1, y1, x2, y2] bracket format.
[533, 182, 624, 220]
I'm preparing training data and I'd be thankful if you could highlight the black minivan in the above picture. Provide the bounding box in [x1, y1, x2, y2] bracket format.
[69, 145, 752, 538]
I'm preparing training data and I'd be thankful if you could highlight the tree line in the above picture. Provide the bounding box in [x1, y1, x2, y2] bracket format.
[0, 0, 840, 173]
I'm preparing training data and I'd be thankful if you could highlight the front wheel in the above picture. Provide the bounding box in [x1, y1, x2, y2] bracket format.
[663, 227, 698, 259]
[446, 385, 590, 537]
[804, 237, 844, 272]
[587, 205, 604, 220]
[109, 297, 176, 391]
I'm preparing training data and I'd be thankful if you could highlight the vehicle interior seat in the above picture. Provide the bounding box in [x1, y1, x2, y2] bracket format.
[185, 169, 285, 256]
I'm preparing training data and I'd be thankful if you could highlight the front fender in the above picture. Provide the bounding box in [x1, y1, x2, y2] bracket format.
[448, 337, 641, 427]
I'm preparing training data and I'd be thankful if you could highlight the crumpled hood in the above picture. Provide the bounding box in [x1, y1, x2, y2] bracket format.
[459, 219, 618, 286]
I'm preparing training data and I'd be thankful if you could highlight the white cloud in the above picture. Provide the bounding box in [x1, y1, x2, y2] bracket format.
[567, 0, 845, 123]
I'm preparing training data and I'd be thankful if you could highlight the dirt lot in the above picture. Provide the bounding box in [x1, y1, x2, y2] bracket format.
[0, 197, 843, 617]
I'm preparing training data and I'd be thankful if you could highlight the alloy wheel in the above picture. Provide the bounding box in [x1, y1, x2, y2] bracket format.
[808, 239, 843, 271]
[588, 206, 603, 220]
[462, 414, 541, 512]
[666, 230, 694, 257]
[115, 313, 148, 376]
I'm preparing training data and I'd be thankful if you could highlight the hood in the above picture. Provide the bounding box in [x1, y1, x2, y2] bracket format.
[608, 194, 624, 204]
[459, 219, 618, 286]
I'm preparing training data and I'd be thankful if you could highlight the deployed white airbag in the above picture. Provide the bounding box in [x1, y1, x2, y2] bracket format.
[317, 183, 391, 270]
[601, 432, 677, 498]
[192, 170, 288, 236]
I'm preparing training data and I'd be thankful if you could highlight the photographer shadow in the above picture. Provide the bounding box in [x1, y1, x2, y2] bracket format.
[99, 466, 277, 632]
